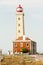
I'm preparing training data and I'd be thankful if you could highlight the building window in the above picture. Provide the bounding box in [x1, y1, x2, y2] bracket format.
[18, 24, 20, 26]
[14, 43, 17, 48]
[27, 44, 28, 46]
[18, 17, 20, 20]
[18, 30, 20, 33]
[26, 43, 29, 46]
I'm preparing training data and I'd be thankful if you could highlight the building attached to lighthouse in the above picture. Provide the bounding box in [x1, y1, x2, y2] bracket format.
[13, 4, 36, 54]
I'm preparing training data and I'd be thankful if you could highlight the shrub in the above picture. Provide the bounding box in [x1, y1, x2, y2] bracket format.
[21, 48, 29, 53]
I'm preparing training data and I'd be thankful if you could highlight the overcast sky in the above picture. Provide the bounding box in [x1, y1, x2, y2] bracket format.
[0, 0, 43, 54]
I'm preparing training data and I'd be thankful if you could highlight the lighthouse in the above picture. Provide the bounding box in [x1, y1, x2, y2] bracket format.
[13, 4, 36, 54]
[16, 4, 25, 39]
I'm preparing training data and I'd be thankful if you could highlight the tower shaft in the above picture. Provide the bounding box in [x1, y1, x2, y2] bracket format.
[16, 12, 25, 39]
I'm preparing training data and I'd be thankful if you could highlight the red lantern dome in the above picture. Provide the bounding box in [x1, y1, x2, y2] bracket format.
[16, 4, 23, 12]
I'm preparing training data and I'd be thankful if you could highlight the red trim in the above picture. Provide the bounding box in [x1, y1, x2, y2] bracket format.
[17, 10, 22, 12]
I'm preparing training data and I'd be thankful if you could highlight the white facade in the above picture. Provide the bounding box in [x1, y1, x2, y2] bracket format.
[16, 12, 25, 39]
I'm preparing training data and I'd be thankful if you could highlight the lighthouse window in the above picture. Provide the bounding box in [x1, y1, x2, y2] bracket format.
[18, 17, 20, 20]
[18, 24, 20, 26]
[18, 30, 20, 33]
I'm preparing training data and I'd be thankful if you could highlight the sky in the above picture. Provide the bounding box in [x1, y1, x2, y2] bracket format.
[0, 0, 43, 54]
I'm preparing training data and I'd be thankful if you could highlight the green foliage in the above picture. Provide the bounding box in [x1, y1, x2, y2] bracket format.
[21, 48, 29, 53]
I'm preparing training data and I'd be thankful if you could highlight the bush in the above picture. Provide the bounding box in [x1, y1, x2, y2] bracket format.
[21, 48, 29, 53]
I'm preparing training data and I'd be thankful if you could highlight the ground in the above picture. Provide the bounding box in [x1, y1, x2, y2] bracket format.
[0, 54, 43, 65]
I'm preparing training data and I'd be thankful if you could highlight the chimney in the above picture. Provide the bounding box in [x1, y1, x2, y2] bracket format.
[23, 35, 25, 40]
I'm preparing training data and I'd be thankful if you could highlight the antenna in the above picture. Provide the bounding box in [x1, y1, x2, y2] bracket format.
[18, 0, 23, 5]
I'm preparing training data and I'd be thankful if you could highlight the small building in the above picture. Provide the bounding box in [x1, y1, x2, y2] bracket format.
[13, 36, 36, 54]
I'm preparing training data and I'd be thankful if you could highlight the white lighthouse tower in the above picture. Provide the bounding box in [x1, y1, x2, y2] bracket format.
[13, 4, 36, 54]
[16, 4, 25, 39]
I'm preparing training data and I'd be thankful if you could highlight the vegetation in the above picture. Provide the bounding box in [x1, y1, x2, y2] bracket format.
[0, 55, 43, 65]
[21, 48, 29, 53]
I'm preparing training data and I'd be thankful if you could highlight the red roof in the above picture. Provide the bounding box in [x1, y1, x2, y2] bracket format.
[16, 36, 30, 40]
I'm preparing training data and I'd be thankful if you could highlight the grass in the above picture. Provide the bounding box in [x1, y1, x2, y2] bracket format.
[0, 55, 43, 65]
